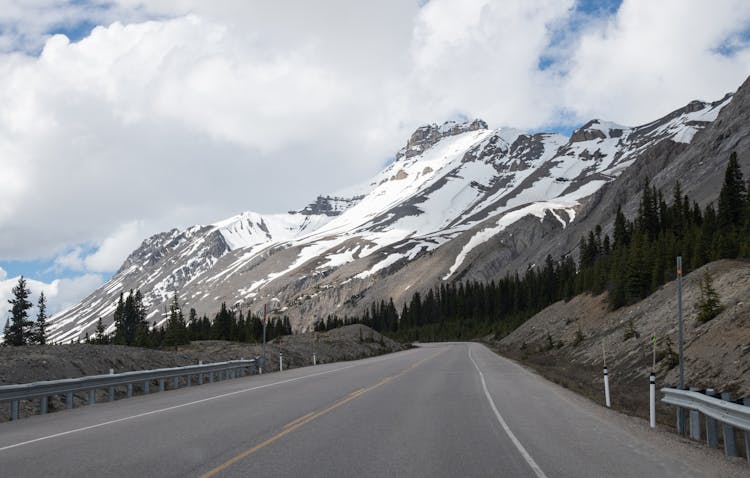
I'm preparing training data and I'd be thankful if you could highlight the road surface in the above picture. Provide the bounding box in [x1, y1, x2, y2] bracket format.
[0, 343, 744, 477]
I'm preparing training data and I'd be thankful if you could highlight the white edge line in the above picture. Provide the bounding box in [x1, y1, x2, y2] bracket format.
[469, 344, 549, 478]
[0, 360, 373, 453]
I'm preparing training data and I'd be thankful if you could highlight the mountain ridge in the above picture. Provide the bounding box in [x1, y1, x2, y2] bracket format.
[46, 85, 743, 344]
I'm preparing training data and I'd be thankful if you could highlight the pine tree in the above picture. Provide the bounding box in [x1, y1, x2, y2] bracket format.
[133, 290, 150, 347]
[5, 276, 34, 346]
[164, 293, 189, 347]
[696, 271, 723, 323]
[113, 293, 125, 344]
[93, 317, 108, 344]
[613, 206, 629, 248]
[34, 291, 48, 345]
[718, 152, 746, 228]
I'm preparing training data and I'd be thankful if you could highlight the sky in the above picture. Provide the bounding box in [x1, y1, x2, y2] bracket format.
[2, 0, 750, 327]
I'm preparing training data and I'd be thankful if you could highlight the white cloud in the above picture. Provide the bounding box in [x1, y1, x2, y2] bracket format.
[83, 221, 145, 272]
[0, 0, 749, 288]
[0, 266, 6, 281]
[562, 0, 750, 124]
[53, 247, 85, 272]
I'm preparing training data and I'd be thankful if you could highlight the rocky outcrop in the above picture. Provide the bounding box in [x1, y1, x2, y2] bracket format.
[396, 119, 488, 160]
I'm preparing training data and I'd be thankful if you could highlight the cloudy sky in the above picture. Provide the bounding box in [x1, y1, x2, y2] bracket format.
[2, 0, 750, 325]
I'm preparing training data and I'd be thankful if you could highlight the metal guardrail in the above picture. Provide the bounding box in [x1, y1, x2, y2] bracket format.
[662, 387, 750, 463]
[1, 359, 256, 421]
[662, 388, 750, 431]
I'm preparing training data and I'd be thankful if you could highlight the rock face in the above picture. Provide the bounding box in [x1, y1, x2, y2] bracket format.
[396, 119, 488, 160]
[47, 78, 750, 344]
[294, 196, 364, 217]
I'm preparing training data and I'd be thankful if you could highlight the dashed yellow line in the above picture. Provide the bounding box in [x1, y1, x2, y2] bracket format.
[199, 349, 445, 478]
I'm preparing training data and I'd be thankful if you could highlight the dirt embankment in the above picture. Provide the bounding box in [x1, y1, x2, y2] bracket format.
[0, 324, 402, 421]
[491, 259, 750, 427]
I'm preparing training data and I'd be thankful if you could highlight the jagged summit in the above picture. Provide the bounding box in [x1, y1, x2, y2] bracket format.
[292, 195, 364, 217]
[396, 119, 488, 160]
[46, 84, 743, 343]
[571, 120, 629, 142]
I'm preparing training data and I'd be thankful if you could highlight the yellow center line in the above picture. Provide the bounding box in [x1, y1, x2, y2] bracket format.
[199, 348, 446, 478]
[281, 411, 316, 430]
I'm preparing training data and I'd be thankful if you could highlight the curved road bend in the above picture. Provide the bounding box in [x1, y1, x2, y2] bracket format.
[0, 343, 744, 477]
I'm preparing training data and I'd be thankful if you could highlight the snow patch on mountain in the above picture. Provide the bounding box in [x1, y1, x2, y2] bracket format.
[46, 94, 736, 342]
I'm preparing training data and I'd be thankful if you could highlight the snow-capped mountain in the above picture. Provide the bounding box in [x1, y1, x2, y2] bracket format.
[47, 89, 738, 343]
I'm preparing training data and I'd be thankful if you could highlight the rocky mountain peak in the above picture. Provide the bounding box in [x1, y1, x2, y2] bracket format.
[570, 119, 628, 143]
[396, 118, 488, 160]
[293, 195, 364, 216]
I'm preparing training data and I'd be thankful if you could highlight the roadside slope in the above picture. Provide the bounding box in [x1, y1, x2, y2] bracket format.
[492, 259, 750, 424]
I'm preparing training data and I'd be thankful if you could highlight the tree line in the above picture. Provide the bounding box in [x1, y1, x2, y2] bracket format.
[325, 152, 749, 342]
[87, 290, 293, 347]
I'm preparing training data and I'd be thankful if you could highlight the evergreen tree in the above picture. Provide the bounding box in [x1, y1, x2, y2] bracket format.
[4, 276, 34, 346]
[164, 293, 190, 346]
[34, 291, 48, 345]
[113, 293, 125, 344]
[718, 152, 746, 228]
[133, 290, 150, 346]
[92, 317, 108, 344]
[696, 271, 723, 323]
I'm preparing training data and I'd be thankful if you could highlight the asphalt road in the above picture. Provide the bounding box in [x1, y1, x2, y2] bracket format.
[0, 343, 744, 477]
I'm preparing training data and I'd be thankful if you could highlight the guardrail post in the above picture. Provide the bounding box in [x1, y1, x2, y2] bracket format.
[88, 389, 95, 405]
[10, 399, 19, 420]
[127, 383, 133, 398]
[186, 375, 191, 387]
[66, 392, 73, 409]
[159, 379, 165, 392]
[40, 396, 48, 415]
[198, 373, 203, 385]
[209, 372, 214, 383]
[744, 398, 750, 464]
[109, 369, 115, 401]
[704, 389, 718, 448]
[173, 376, 179, 389]
[143, 381, 150, 394]
[689, 387, 701, 441]
[721, 392, 738, 457]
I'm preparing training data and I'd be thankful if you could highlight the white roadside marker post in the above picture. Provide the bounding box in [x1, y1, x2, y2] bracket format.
[279, 352, 283, 372]
[650, 335, 656, 428]
[602, 342, 611, 408]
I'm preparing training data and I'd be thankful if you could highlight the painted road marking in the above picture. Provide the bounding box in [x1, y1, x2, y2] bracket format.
[0, 349, 417, 454]
[199, 349, 446, 478]
[469, 345, 548, 478]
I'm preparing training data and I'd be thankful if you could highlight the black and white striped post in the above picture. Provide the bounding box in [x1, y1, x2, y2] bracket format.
[649, 373, 656, 428]
[650, 335, 656, 428]
[602, 342, 611, 408]
[279, 352, 284, 372]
